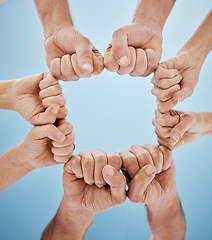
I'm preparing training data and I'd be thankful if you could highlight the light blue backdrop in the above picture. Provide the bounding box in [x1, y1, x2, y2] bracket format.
[0, 0, 211, 239]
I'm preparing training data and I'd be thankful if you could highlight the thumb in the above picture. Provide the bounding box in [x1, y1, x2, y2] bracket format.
[112, 29, 130, 67]
[173, 85, 194, 104]
[31, 104, 60, 125]
[76, 38, 93, 74]
[170, 115, 194, 145]
[103, 165, 126, 205]
[127, 164, 156, 203]
[31, 124, 65, 142]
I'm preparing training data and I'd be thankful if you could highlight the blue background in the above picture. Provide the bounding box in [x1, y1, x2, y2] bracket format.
[0, 0, 211, 239]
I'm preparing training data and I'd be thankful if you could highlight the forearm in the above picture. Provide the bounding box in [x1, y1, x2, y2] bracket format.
[34, 0, 73, 39]
[180, 10, 212, 63]
[133, 0, 176, 31]
[200, 112, 212, 137]
[146, 190, 186, 240]
[0, 143, 34, 192]
[41, 197, 96, 240]
[0, 80, 15, 110]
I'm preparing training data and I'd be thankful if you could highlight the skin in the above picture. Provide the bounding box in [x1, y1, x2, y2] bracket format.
[0, 73, 67, 125]
[120, 144, 186, 240]
[152, 9, 212, 107]
[34, 0, 104, 81]
[0, 116, 75, 192]
[153, 109, 212, 150]
[104, 0, 176, 77]
[41, 150, 126, 240]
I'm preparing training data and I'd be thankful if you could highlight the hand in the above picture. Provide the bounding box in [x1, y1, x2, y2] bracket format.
[120, 144, 175, 204]
[152, 109, 204, 150]
[44, 24, 104, 81]
[152, 48, 205, 106]
[104, 22, 163, 77]
[62, 149, 126, 213]
[13, 73, 67, 125]
[21, 118, 75, 169]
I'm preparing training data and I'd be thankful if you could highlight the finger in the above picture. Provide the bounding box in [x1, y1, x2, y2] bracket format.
[156, 98, 176, 113]
[80, 151, 95, 185]
[66, 156, 83, 178]
[152, 118, 172, 138]
[128, 164, 156, 203]
[52, 132, 75, 147]
[173, 85, 194, 104]
[119, 150, 139, 179]
[117, 46, 136, 75]
[155, 109, 180, 127]
[142, 49, 158, 76]
[39, 73, 58, 90]
[154, 65, 179, 80]
[71, 53, 92, 78]
[151, 84, 180, 101]
[56, 119, 74, 136]
[30, 124, 65, 142]
[157, 136, 184, 151]
[31, 104, 60, 125]
[151, 74, 182, 89]
[76, 38, 93, 74]
[54, 154, 72, 163]
[142, 144, 164, 174]
[52, 144, 75, 156]
[106, 151, 122, 171]
[130, 48, 147, 76]
[39, 84, 63, 99]
[112, 28, 130, 66]
[159, 146, 172, 171]
[61, 54, 80, 81]
[103, 165, 126, 205]
[104, 44, 119, 72]
[92, 49, 104, 75]
[51, 58, 63, 80]
[42, 94, 66, 108]
[57, 107, 68, 119]
[170, 114, 194, 146]
[129, 145, 154, 170]
[91, 149, 107, 188]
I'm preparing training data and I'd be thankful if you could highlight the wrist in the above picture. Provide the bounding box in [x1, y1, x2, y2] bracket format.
[52, 196, 96, 239]
[0, 80, 16, 110]
[200, 112, 212, 137]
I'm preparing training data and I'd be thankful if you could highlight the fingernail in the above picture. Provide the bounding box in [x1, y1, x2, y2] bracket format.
[52, 105, 60, 114]
[119, 56, 129, 66]
[173, 132, 180, 142]
[145, 165, 155, 175]
[82, 63, 93, 72]
[106, 166, 115, 176]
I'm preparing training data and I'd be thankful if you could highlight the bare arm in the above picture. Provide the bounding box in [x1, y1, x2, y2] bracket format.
[133, 0, 176, 31]
[41, 198, 95, 240]
[146, 191, 186, 240]
[0, 80, 15, 110]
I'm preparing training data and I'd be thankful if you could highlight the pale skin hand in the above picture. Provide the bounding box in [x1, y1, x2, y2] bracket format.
[152, 9, 212, 105]
[34, 0, 104, 81]
[0, 73, 67, 125]
[0, 117, 75, 191]
[153, 109, 212, 150]
[104, 0, 176, 77]
[41, 150, 126, 240]
[120, 144, 186, 240]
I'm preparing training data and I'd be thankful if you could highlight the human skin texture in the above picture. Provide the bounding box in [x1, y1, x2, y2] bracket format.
[0, 117, 75, 192]
[104, 0, 176, 77]
[0, 73, 67, 125]
[152, 9, 212, 107]
[152, 109, 212, 150]
[41, 150, 126, 240]
[34, 0, 104, 81]
[120, 144, 186, 240]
